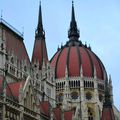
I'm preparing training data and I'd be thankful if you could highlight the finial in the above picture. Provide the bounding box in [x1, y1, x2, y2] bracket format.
[88, 44, 91, 50]
[39, 0, 41, 5]
[68, 1, 80, 41]
[35, 1, 45, 39]
[22, 26, 24, 37]
[61, 43, 63, 48]
[85, 42, 87, 48]
[109, 74, 112, 86]
[57, 45, 60, 51]
[72, 0, 74, 5]
[1, 10, 3, 19]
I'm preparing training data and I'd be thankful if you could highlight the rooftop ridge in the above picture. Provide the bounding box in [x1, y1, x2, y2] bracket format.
[0, 18, 23, 39]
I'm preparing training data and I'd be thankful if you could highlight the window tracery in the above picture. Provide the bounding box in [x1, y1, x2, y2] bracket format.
[86, 92, 92, 100]
[71, 92, 78, 100]
[88, 107, 94, 120]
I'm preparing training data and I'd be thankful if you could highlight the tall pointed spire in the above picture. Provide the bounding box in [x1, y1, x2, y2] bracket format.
[32, 2, 48, 69]
[36, 1, 45, 38]
[101, 78, 115, 120]
[68, 1, 80, 41]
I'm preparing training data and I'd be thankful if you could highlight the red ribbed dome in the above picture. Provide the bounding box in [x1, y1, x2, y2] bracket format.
[51, 40, 106, 80]
[51, 2, 107, 80]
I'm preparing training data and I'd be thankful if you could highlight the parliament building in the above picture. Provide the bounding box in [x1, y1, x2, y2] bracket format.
[0, 2, 120, 120]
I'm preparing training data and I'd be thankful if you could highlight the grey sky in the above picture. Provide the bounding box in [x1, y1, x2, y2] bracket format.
[0, 0, 120, 110]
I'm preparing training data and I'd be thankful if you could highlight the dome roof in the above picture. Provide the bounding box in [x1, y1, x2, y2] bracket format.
[50, 2, 107, 80]
[51, 40, 106, 80]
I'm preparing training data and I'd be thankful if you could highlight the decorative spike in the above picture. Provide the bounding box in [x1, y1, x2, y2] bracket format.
[84, 42, 87, 48]
[57, 45, 60, 51]
[109, 74, 113, 104]
[36, 2, 45, 38]
[68, 1, 79, 40]
[88, 44, 91, 50]
[1, 10, 3, 18]
[101, 78, 115, 120]
[61, 43, 63, 48]
[71, 1, 75, 23]
[104, 78, 111, 106]
[109, 74, 112, 85]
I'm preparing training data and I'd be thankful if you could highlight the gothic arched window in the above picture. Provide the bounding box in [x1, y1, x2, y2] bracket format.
[86, 92, 92, 100]
[71, 92, 78, 100]
[88, 107, 94, 120]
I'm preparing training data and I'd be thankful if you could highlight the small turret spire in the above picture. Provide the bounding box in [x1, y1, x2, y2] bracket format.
[104, 78, 111, 106]
[101, 78, 115, 120]
[68, 1, 79, 41]
[36, 1, 45, 38]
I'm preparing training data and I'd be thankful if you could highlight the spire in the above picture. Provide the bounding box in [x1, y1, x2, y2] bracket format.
[101, 78, 115, 120]
[104, 78, 111, 106]
[32, 2, 48, 69]
[68, 1, 80, 41]
[36, 1, 45, 38]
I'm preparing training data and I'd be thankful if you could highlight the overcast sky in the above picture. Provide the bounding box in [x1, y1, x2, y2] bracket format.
[0, 0, 120, 110]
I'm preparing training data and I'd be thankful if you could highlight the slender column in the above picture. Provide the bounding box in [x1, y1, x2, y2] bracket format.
[94, 66, 100, 120]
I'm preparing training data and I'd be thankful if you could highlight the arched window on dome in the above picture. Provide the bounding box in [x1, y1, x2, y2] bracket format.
[69, 81, 71, 87]
[88, 107, 94, 120]
[92, 82, 94, 88]
[62, 82, 64, 89]
[74, 81, 75, 87]
[76, 81, 77, 87]
[84, 81, 86, 87]
[71, 92, 78, 100]
[71, 81, 73, 88]
[90, 82, 92, 87]
[88, 81, 90, 87]
[86, 81, 89, 88]
[78, 81, 80, 87]
[60, 82, 61, 89]
[58, 83, 59, 89]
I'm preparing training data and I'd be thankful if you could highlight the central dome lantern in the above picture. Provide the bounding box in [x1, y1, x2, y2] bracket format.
[50, 2, 107, 80]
